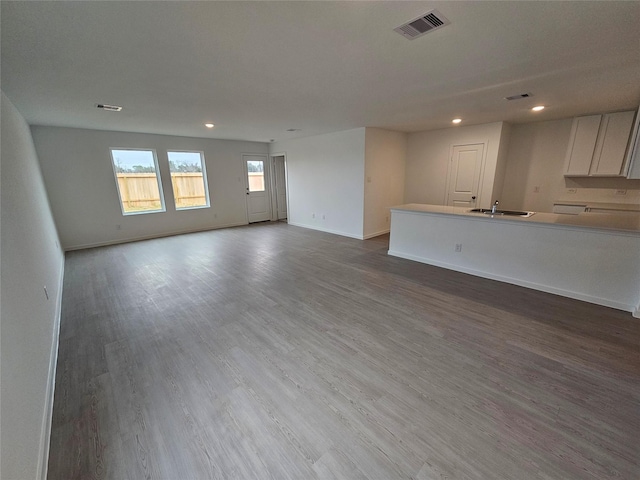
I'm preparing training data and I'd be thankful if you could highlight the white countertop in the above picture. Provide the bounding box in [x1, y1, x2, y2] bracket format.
[390, 203, 640, 234]
[553, 200, 640, 212]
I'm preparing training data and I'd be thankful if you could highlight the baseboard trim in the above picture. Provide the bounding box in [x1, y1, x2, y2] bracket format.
[363, 228, 390, 239]
[388, 249, 636, 314]
[287, 221, 364, 240]
[38, 254, 65, 480]
[64, 222, 248, 251]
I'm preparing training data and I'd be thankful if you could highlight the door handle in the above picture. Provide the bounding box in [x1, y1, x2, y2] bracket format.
[471, 196, 476, 201]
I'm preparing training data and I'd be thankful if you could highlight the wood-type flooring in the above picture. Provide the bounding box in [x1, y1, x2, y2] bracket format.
[48, 222, 640, 479]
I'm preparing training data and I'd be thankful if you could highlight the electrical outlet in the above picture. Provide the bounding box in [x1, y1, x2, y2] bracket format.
[385, 215, 389, 223]
[116, 224, 121, 230]
[615, 189, 627, 196]
[455, 243, 462, 252]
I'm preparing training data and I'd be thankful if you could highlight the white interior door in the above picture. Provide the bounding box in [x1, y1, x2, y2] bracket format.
[243, 154, 271, 223]
[273, 155, 287, 220]
[446, 143, 485, 207]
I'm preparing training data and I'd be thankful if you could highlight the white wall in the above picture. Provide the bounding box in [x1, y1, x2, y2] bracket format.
[404, 122, 505, 209]
[1, 92, 65, 480]
[501, 118, 573, 212]
[270, 128, 366, 239]
[501, 118, 640, 212]
[31, 126, 269, 250]
[363, 128, 406, 238]
[491, 122, 512, 204]
[389, 208, 640, 315]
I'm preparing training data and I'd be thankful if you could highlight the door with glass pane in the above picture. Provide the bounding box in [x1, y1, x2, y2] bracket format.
[243, 154, 271, 223]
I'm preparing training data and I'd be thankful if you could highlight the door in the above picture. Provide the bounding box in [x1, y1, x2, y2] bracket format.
[243, 154, 271, 223]
[564, 115, 601, 176]
[273, 155, 287, 220]
[590, 110, 635, 176]
[446, 143, 484, 207]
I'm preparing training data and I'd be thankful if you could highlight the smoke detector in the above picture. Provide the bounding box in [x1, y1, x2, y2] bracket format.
[394, 10, 450, 40]
[96, 103, 123, 112]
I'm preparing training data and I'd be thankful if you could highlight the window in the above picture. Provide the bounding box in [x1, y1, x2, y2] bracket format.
[110, 149, 165, 215]
[246, 159, 265, 192]
[168, 151, 210, 209]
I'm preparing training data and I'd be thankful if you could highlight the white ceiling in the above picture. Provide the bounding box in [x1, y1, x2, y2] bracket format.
[2, 1, 639, 143]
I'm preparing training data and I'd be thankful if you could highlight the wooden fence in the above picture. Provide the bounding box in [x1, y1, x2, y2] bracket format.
[248, 172, 265, 192]
[117, 173, 207, 212]
[170, 173, 208, 208]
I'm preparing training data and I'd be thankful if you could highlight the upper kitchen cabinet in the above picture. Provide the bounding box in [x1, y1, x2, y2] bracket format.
[625, 107, 640, 179]
[564, 115, 601, 175]
[563, 110, 636, 177]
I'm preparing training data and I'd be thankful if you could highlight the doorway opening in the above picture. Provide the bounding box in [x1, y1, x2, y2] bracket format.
[271, 154, 288, 221]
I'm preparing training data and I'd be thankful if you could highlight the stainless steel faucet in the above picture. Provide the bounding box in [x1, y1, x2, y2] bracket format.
[491, 200, 499, 214]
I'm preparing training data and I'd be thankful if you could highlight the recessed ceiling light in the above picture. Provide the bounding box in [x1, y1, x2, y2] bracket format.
[205, 123, 214, 128]
[531, 105, 545, 112]
[452, 118, 462, 124]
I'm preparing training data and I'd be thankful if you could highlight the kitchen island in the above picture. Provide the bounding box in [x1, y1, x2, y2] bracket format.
[388, 204, 640, 317]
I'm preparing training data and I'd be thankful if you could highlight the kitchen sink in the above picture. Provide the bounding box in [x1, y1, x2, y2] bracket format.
[469, 208, 535, 217]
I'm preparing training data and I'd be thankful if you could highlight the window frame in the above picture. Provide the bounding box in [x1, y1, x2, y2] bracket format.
[109, 147, 166, 216]
[167, 150, 211, 211]
[245, 158, 266, 193]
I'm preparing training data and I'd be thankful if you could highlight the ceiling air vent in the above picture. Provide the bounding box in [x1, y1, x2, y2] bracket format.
[505, 93, 532, 101]
[96, 103, 123, 112]
[394, 10, 450, 40]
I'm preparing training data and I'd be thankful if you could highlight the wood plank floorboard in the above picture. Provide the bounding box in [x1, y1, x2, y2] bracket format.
[48, 222, 640, 479]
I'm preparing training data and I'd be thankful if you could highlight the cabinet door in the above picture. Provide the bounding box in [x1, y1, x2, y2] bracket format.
[564, 115, 601, 176]
[628, 136, 640, 179]
[625, 107, 640, 179]
[590, 111, 635, 176]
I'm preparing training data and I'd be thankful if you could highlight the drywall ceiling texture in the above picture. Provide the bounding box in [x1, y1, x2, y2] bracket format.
[1, 92, 65, 480]
[2, 1, 639, 142]
[271, 129, 366, 239]
[31, 127, 268, 250]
